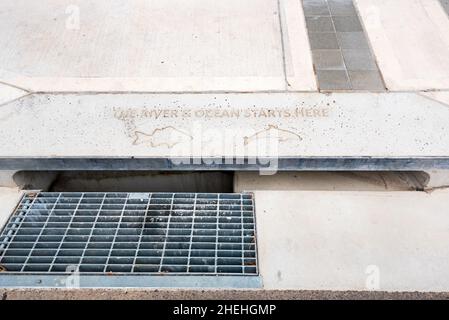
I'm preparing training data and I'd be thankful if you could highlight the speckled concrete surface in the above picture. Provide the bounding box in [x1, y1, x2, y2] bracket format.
[355, 0, 449, 90]
[2, 93, 449, 160]
[1, 288, 449, 300]
[0, 0, 315, 92]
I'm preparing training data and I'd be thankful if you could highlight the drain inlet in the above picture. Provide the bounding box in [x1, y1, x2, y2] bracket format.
[0, 192, 258, 277]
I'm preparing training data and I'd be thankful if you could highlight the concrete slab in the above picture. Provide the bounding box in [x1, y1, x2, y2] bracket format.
[0, 0, 316, 92]
[234, 172, 425, 192]
[0, 92, 448, 170]
[254, 189, 449, 291]
[355, 0, 449, 91]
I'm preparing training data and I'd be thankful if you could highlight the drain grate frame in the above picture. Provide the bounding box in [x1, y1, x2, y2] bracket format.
[0, 192, 259, 284]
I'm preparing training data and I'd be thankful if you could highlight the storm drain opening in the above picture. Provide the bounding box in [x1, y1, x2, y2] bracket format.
[0, 192, 257, 278]
[12, 171, 234, 193]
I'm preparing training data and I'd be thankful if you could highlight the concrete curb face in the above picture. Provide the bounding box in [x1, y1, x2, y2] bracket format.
[1, 92, 449, 164]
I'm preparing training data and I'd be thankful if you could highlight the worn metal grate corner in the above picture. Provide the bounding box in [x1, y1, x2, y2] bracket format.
[0, 192, 257, 276]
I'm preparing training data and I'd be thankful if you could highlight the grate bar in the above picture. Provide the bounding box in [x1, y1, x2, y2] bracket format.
[131, 193, 151, 272]
[158, 193, 174, 273]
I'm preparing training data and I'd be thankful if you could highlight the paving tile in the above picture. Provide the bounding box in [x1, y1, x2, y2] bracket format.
[306, 16, 334, 32]
[332, 16, 363, 32]
[308, 32, 339, 49]
[336, 32, 369, 49]
[341, 49, 377, 71]
[327, 0, 357, 16]
[303, 0, 331, 16]
[312, 50, 346, 70]
[316, 70, 351, 90]
[348, 71, 385, 90]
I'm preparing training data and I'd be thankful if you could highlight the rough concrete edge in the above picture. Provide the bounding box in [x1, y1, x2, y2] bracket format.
[1, 288, 448, 300]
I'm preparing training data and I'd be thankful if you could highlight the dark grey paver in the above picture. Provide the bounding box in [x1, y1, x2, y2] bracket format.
[342, 49, 377, 71]
[303, 0, 331, 16]
[312, 50, 346, 70]
[306, 16, 334, 32]
[332, 16, 363, 32]
[327, 0, 357, 16]
[348, 71, 385, 90]
[309, 32, 340, 49]
[316, 70, 351, 90]
[336, 32, 369, 49]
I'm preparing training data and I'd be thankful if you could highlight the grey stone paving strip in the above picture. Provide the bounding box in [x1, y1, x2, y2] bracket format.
[440, 0, 449, 16]
[302, 0, 386, 91]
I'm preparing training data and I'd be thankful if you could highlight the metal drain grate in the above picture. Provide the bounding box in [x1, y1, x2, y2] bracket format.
[0, 192, 257, 275]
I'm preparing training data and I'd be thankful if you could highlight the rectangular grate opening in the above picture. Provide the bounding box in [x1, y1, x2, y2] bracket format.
[0, 192, 257, 276]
